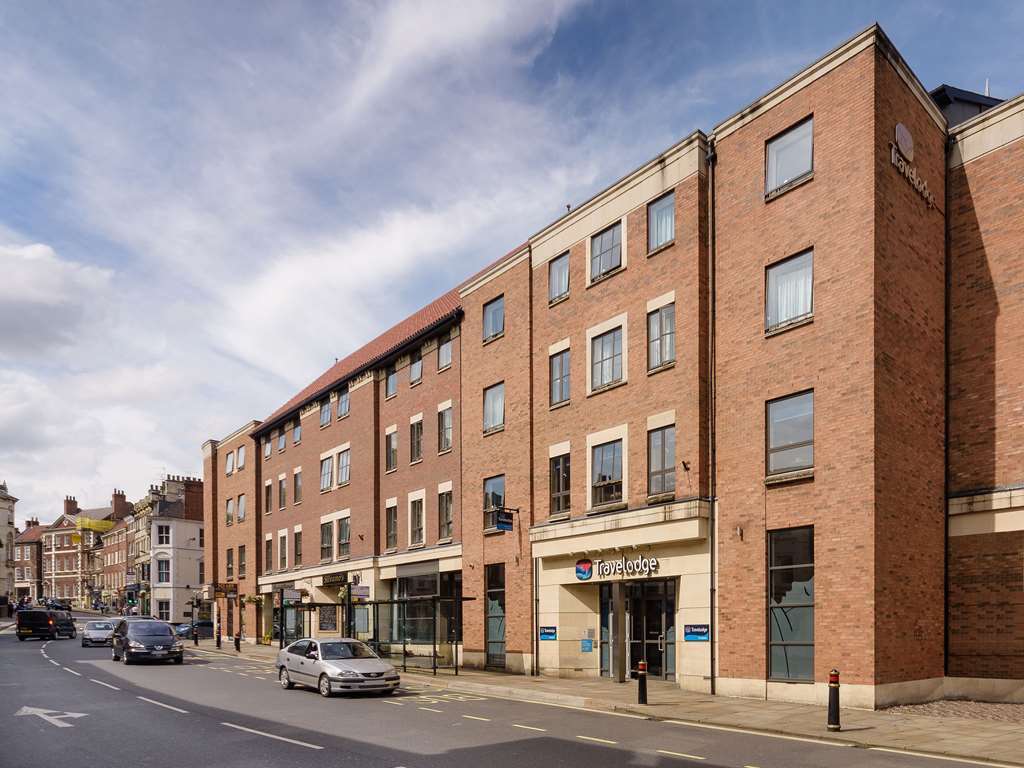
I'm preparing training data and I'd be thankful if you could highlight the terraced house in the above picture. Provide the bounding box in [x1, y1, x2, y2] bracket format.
[203, 23, 1024, 707]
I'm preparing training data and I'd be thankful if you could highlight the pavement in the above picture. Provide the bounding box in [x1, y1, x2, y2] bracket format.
[184, 638, 1024, 767]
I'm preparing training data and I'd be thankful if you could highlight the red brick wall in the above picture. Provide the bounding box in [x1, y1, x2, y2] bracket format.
[871, 48, 947, 685]
[461, 256, 534, 668]
[948, 531, 1024, 678]
[714, 47, 879, 685]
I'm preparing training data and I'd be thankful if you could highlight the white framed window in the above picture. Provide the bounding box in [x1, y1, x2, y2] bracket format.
[410, 348, 423, 384]
[225, 498, 234, 525]
[483, 295, 505, 341]
[766, 249, 813, 331]
[277, 429, 286, 451]
[338, 449, 351, 485]
[293, 423, 302, 444]
[766, 117, 813, 195]
[157, 525, 170, 545]
[438, 406, 453, 452]
[157, 600, 170, 621]
[586, 313, 629, 394]
[237, 445, 246, 469]
[320, 458, 333, 491]
[590, 221, 622, 281]
[647, 303, 675, 370]
[385, 431, 398, 472]
[409, 492, 425, 547]
[337, 387, 350, 418]
[337, 517, 350, 558]
[319, 401, 331, 427]
[157, 559, 170, 584]
[483, 382, 505, 432]
[437, 333, 453, 370]
[549, 252, 570, 303]
[647, 191, 675, 252]
[237, 494, 246, 522]
[225, 451, 235, 475]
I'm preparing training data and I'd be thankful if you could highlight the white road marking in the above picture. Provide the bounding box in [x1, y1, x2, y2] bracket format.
[658, 749, 706, 760]
[462, 715, 491, 722]
[15, 706, 88, 728]
[418, 707, 443, 713]
[512, 724, 546, 732]
[868, 748, 1022, 768]
[48, 659, 60, 666]
[665, 720, 854, 747]
[382, 700, 403, 706]
[136, 696, 189, 714]
[220, 722, 324, 750]
[63, 667, 82, 676]
[89, 679, 120, 690]
[236, 672, 249, 676]
[577, 735, 617, 745]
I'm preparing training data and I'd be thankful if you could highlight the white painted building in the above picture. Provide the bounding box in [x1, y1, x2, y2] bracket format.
[149, 510, 204, 624]
[0, 482, 16, 601]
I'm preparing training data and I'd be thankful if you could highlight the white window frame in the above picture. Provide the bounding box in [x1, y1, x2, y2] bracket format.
[585, 216, 628, 287]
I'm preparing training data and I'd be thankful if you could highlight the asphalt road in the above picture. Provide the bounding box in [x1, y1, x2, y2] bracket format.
[0, 614, 991, 768]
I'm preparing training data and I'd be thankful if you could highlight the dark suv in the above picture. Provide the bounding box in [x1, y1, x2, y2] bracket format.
[111, 619, 183, 665]
[16, 609, 76, 641]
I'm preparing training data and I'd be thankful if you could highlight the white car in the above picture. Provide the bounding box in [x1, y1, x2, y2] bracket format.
[276, 638, 400, 697]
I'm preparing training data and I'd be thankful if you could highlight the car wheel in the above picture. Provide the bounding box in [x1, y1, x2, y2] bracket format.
[173, 656, 183, 665]
[17, 636, 25, 642]
[122, 651, 132, 665]
[318, 674, 332, 698]
[112, 648, 120, 662]
[279, 667, 293, 690]
[381, 688, 396, 696]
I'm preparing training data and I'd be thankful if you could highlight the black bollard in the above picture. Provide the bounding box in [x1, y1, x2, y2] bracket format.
[827, 668, 841, 732]
[216, 620, 221, 649]
[234, 633, 241, 653]
[193, 627, 199, 646]
[637, 660, 648, 705]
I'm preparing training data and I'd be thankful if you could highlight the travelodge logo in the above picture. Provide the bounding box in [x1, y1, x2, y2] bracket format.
[895, 122, 914, 163]
[890, 122, 935, 209]
[575, 559, 593, 581]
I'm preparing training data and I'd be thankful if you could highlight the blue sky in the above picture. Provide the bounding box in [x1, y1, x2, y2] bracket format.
[2, 1, 1022, 526]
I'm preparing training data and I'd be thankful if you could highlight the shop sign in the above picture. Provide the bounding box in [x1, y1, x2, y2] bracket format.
[580, 638, 593, 653]
[684, 624, 710, 642]
[539, 626, 557, 641]
[496, 509, 514, 532]
[350, 584, 370, 601]
[890, 123, 936, 209]
[322, 573, 348, 587]
[575, 555, 660, 581]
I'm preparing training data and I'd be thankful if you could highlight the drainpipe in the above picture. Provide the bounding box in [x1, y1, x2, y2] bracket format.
[943, 133, 952, 678]
[706, 136, 718, 696]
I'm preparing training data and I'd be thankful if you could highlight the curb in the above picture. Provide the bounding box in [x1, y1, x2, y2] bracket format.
[401, 669, 1024, 768]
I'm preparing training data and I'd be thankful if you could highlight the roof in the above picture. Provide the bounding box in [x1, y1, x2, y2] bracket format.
[16, 526, 44, 544]
[257, 288, 462, 434]
[930, 84, 1002, 111]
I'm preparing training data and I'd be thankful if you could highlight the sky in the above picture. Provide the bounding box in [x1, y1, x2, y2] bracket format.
[2, 1, 1022, 527]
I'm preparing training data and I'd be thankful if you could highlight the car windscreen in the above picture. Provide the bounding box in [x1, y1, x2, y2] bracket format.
[129, 623, 173, 637]
[18, 611, 49, 625]
[87, 622, 113, 630]
[319, 641, 378, 660]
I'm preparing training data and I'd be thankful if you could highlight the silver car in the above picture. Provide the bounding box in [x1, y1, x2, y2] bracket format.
[81, 620, 115, 647]
[276, 638, 400, 697]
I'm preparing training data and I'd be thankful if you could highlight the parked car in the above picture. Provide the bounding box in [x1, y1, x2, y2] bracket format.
[16, 609, 75, 640]
[46, 599, 72, 611]
[173, 620, 213, 639]
[276, 638, 400, 697]
[82, 620, 116, 647]
[111, 619, 184, 665]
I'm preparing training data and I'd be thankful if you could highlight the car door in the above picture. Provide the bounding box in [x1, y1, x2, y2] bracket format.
[297, 641, 319, 684]
[286, 641, 309, 683]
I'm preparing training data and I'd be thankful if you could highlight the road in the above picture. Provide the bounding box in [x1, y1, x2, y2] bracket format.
[0, 613, 992, 767]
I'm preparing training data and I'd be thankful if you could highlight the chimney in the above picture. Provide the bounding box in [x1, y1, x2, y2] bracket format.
[111, 488, 131, 520]
[26, 517, 39, 528]
[63, 496, 78, 517]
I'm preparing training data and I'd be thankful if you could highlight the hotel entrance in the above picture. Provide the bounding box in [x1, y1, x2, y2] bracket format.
[600, 578, 676, 681]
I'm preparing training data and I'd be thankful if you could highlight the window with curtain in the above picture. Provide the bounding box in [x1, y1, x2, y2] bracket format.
[225, 498, 234, 526]
[591, 327, 623, 390]
[766, 250, 813, 330]
[385, 365, 397, 397]
[338, 449, 351, 484]
[438, 407, 453, 452]
[337, 387, 350, 418]
[237, 494, 246, 521]
[766, 391, 814, 474]
[590, 222, 621, 281]
[237, 445, 246, 468]
[591, 440, 623, 507]
[549, 252, 569, 302]
[647, 303, 676, 370]
[225, 451, 235, 475]
[483, 295, 505, 340]
[766, 117, 813, 194]
[319, 401, 331, 427]
[320, 457, 333, 491]
[647, 191, 675, 251]
[437, 333, 452, 369]
[550, 350, 570, 405]
[483, 383, 505, 432]
[409, 349, 422, 384]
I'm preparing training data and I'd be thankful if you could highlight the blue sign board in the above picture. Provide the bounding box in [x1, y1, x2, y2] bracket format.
[580, 638, 593, 653]
[539, 626, 557, 641]
[684, 624, 710, 641]
[496, 509, 514, 532]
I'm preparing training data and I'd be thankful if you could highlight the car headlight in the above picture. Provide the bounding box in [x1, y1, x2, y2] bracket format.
[331, 668, 360, 678]
[172, 641, 183, 650]
[129, 640, 145, 649]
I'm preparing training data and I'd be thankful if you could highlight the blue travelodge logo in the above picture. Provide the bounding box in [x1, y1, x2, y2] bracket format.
[575, 558, 593, 581]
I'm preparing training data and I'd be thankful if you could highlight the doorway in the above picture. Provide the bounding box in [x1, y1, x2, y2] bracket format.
[600, 578, 676, 681]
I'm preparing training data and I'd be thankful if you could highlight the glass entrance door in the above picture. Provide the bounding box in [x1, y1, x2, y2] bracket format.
[627, 579, 675, 680]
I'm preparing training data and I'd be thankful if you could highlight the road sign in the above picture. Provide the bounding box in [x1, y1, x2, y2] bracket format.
[496, 509, 514, 531]
[15, 706, 88, 728]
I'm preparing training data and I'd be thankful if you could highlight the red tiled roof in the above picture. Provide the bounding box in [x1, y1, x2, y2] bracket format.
[16, 526, 44, 543]
[257, 288, 462, 432]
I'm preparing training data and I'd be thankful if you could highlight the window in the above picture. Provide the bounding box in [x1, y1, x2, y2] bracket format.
[647, 304, 676, 370]
[410, 499, 424, 546]
[591, 327, 623, 389]
[648, 191, 675, 252]
[437, 333, 452, 370]
[386, 505, 398, 550]
[157, 600, 170, 622]
[483, 383, 505, 432]
[237, 494, 246, 521]
[320, 522, 333, 561]
[766, 391, 814, 475]
[591, 440, 623, 507]
[385, 365, 397, 398]
[648, 426, 675, 496]
[263, 439, 271, 459]
[278, 477, 286, 509]
[550, 454, 571, 515]
[199, 528, 204, 548]
[238, 545, 246, 578]
[590, 222, 621, 281]
[410, 421, 423, 462]
[237, 445, 246, 469]
[550, 350, 570, 405]
[338, 449, 351, 484]
[225, 451, 235, 475]
[482, 295, 505, 341]
[294, 532, 302, 567]
[293, 423, 302, 444]
[410, 349, 422, 384]
[438, 491, 453, 539]
[483, 475, 505, 530]
[226, 548, 234, 579]
[264, 484, 272, 514]
[766, 250, 813, 330]
[294, 471, 302, 504]
[157, 525, 170, 545]
[337, 518, 350, 558]
[386, 431, 398, 472]
[337, 387, 350, 418]
[277, 430, 286, 451]
[265, 539, 272, 574]
[198, 561, 204, 585]
[319, 401, 331, 427]
[766, 117, 813, 195]
[549, 252, 569, 302]
[438, 408, 453, 452]
[319, 458, 333, 491]
[225, 498, 234, 526]
[485, 563, 506, 668]
[768, 527, 814, 680]
[279, 535, 287, 570]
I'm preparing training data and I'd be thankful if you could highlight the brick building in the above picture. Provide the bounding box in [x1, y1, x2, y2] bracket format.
[14, 517, 43, 603]
[203, 23, 1024, 706]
